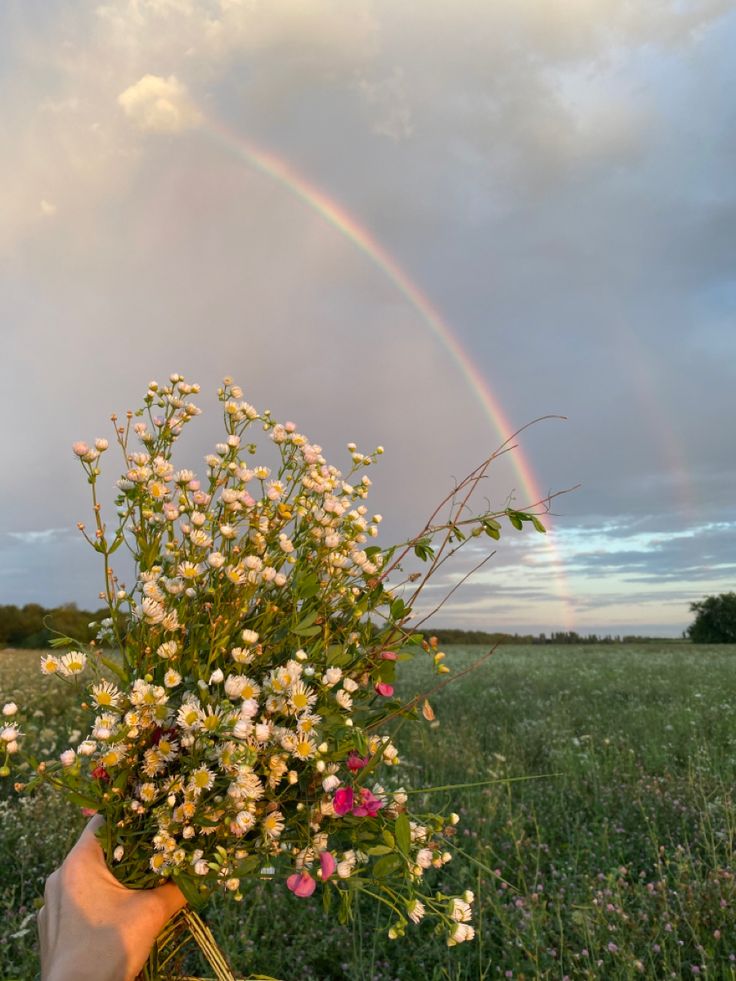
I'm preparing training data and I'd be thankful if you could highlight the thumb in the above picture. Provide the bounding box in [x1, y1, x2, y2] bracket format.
[149, 880, 188, 919]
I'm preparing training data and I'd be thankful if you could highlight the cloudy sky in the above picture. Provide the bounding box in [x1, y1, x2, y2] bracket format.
[2, 0, 734, 636]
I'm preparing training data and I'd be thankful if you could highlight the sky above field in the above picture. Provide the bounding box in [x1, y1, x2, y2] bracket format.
[1, 0, 734, 636]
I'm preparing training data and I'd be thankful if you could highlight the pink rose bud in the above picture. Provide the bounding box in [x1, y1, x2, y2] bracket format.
[72, 441, 89, 457]
[375, 682, 394, 697]
[381, 651, 397, 660]
[352, 787, 385, 817]
[319, 851, 336, 881]
[333, 786, 354, 815]
[287, 871, 316, 898]
[347, 751, 370, 772]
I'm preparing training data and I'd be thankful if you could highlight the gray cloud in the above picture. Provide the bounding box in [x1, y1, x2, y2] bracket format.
[1, 1, 734, 633]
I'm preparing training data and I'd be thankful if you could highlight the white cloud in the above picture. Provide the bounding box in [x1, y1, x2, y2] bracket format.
[6, 528, 69, 545]
[358, 68, 414, 141]
[117, 74, 202, 133]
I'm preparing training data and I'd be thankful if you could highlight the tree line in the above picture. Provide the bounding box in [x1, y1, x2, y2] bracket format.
[0, 603, 108, 649]
[424, 629, 678, 645]
[1, 593, 732, 649]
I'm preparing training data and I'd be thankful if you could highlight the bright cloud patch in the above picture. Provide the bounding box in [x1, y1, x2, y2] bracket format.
[117, 74, 201, 133]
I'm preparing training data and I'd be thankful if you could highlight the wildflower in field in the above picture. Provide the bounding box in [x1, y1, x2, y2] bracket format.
[91, 682, 122, 708]
[408, 899, 426, 923]
[352, 788, 385, 817]
[333, 787, 354, 815]
[57, 652, 87, 677]
[447, 923, 475, 946]
[1, 724, 22, 744]
[319, 851, 336, 881]
[450, 897, 473, 922]
[101, 744, 127, 768]
[262, 810, 285, 838]
[189, 766, 216, 794]
[286, 870, 316, 898]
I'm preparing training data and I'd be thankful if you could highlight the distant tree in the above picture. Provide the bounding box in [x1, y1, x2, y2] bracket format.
[686, 592, 736, 643]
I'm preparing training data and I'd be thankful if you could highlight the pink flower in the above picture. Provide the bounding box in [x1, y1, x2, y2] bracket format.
[347, 751, 370, 772]
[286, 871, 316, 898]
[381, 650, 397, 660]
[81, 807, 98, 817]
[375, 682, 394, 697]
[333, 786, 354, 815]
[72, 441, 89, 457]
[319, 851, 336, 881]
[352, 787, 385, 817]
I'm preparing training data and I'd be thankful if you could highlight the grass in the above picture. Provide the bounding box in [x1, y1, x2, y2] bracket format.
[1, 643, 734, 979]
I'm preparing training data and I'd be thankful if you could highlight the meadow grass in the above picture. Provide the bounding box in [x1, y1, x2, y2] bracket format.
[1, 643, 734, 980]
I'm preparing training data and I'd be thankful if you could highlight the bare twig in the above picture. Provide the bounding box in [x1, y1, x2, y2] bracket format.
[410, 549, 497, 630]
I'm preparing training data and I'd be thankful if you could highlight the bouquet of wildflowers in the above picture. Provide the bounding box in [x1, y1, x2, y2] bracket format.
[5, 375, 551, 979]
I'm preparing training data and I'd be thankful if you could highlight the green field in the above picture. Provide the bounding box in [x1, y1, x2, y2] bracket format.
[1, 644, 734, 980]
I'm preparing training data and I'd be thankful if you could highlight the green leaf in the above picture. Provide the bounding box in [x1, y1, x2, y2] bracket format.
[298, 575, 320, 599]
[235, 855, 261, 876]
[98, 654, 128, 684]
[412, 537, 435, 561]
[450, 524, 466, 542]
[367, 845, 393, 856]
[294, 610, 318, 630]
[394, 812, 411, 855]
[390, 598, 406, 620]
[507, 511, 524, 531]
[530, 515, 547, 533]
[326, 645, 351, 666]
[372, 854, 404, 879]
[47, 634, 83, 650]
[292, 624, 322, 638]
[322, 884, 333, 913]
[172, 871, 209, 910]
[482, 519, 501, 541]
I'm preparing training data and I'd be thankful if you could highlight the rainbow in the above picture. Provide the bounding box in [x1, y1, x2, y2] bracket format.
[201, 122, 575, 628]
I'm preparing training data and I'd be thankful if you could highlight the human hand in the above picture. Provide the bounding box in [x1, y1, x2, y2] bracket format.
[38, 815, 187, 981]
